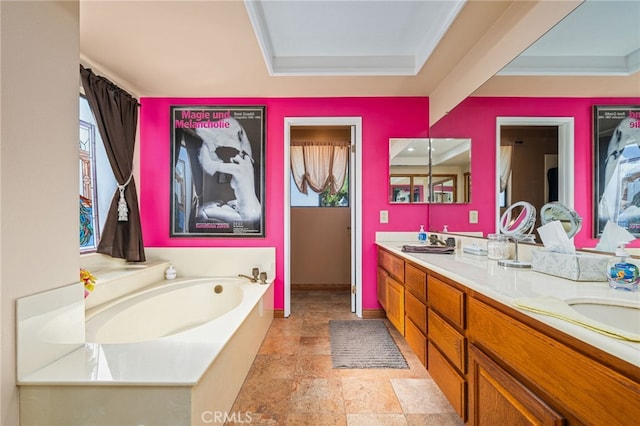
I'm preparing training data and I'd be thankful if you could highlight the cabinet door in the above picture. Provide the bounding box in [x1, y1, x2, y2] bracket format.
[377, 267, 387, 310]
[469, 344, 565, 426]
[386, 277, 405, 335]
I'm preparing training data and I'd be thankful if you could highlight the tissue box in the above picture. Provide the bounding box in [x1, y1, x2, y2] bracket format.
[531, 248, 608, 282]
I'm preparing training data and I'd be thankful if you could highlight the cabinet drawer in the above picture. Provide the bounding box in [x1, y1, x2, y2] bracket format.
[428, 309, 466, 373]
[405, 290, 427, 334]
[405, 317, 427, 367]
[405, 263, 427, 302]
[379, 249, 404, 283]
[428, 342, 466, 421]
[428, 276, 465, 329]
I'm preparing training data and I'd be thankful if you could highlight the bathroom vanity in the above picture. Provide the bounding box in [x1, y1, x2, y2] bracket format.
[376, 239, 640, 425]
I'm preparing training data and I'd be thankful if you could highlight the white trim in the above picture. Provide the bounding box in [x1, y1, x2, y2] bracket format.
[283, 117, 363, 318]
[495, 117, 575, 232]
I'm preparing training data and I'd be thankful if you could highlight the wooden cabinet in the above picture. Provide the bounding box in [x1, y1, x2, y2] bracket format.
[377, 244, 640, 425]
[428, 341, 466, 419]
[386, 276, 405, 334]
[405, 263, 427, 302]
[427, 274, 468, 421]
[378, 248, 404, 283]
[469, 343, 565, 425]
[468, 296, 640, 425]
[404, 262, 428, 366]
[428, 309, 465, 373]
[405, 290, 427, 365]
[376, 267, 387, 310]
[377, 249, 405, 335]
[428, 275, 465, 329]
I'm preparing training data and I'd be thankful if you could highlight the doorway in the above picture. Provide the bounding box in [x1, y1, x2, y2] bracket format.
[496, 117, 575, 232]
[284, 117, 363, 318]
[290, 126, 351, 294]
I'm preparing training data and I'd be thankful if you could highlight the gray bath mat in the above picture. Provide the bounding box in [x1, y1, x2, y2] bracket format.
[329, 320, 408, 369]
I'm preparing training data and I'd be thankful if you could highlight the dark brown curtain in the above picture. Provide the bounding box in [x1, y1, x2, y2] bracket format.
[80, 65, 145, 262]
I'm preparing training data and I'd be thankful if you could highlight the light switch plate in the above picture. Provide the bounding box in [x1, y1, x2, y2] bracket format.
[380, 210, 389, 223]
[469, 210, 478, 224]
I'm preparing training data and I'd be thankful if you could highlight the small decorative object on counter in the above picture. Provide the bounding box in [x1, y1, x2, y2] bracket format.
[487, 233, 509, 260]
[607, 243, 639, 291]
[418, 225, 427, 244]
[165, 264, 177, 280]
[80, 268, 96, 299]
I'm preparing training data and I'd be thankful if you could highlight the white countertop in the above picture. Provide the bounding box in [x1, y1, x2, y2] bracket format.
[376, 240, 640, 368]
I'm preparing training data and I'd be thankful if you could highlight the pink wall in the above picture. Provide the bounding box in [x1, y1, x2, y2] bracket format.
[139, 97, 430, 311]
[429, 96, 640, 249]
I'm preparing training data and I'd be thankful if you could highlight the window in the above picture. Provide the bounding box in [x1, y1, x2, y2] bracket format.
[79, 94, 117, 252]
[290, 170, 349, 207]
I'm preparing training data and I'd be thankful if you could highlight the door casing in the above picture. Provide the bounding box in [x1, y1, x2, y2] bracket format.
[283, 117, 363, 317]
[495, 116, 575, 232]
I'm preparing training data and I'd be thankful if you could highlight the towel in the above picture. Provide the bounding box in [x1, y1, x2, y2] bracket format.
[513, 296, 640, 342]
[401, 245, 454, 254]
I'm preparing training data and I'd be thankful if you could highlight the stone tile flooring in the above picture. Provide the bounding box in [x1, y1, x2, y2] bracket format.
[227, 290, 463, 425]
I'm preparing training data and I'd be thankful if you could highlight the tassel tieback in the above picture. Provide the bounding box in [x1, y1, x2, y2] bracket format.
[117, 174, 133, 222]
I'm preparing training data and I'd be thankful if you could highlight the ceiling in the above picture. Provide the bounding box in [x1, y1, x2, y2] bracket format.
[499, 0, 639, 76]
[244, 0, 466, 76]
[80, 0, 639, 115]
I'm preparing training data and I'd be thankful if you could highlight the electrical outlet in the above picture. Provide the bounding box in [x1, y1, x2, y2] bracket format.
[380, 210, 389, 224]
[469, 210, 478, 224]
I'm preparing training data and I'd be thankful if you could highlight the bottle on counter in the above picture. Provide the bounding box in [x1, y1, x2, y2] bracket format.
[165, 264, 177, 280]
[418, 225, 427, 244]
[607, 243, 639, 291]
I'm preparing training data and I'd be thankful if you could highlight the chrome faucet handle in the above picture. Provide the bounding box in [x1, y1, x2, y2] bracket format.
[259, 271, 268, 284]
[252, 267, 260, 280]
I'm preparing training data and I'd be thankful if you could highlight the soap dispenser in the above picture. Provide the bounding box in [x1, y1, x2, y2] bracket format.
[418, 225, 427, 244]
[606, 243, 639, 291]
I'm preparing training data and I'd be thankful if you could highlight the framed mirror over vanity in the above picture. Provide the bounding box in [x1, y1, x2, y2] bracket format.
[389, 138, 471, 204]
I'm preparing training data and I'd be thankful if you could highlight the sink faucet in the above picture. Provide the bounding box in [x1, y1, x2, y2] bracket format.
[238, 267, 261, 283]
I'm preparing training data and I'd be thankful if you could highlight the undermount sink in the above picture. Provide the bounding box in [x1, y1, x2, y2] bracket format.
[566, 298, 640, 335]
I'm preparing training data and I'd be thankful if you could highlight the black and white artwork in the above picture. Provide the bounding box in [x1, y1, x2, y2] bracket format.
[594, 105, 640, 237]
[170, 106, 265, 237]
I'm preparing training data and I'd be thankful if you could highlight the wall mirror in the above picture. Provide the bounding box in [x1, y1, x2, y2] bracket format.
[388, 137, 471, 204]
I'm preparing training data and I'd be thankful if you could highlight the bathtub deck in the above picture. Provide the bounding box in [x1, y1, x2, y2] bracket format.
[19, 281, 274, 426]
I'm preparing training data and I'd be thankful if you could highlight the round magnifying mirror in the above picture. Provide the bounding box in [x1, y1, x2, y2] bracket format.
[499, 201, 536, 237]
[498, 201, 536, 269]
[540, 202, 582, 239]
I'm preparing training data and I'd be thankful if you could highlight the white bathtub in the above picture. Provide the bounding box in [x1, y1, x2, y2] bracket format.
[86, 278, 246, 344]
[20, 276, 274, 426]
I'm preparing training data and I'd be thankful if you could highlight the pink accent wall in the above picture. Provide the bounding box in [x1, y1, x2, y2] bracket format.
[139, 97, 430, 311]
[429, 96, 640, 249]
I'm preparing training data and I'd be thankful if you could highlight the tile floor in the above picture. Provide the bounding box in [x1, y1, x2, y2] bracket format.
[227, 290, 464, 425]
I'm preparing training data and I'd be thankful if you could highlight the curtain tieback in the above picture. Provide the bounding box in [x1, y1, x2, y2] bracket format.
[117, 173, 133, 222]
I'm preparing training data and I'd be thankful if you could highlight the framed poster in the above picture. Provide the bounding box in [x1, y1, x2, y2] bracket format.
[170, 105, 266, 237]
[593, 105, 640, 237]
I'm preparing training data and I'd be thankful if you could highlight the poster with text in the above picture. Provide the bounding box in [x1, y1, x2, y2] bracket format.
[593, 105, 640, 237]
[170, 105, 265, 237]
